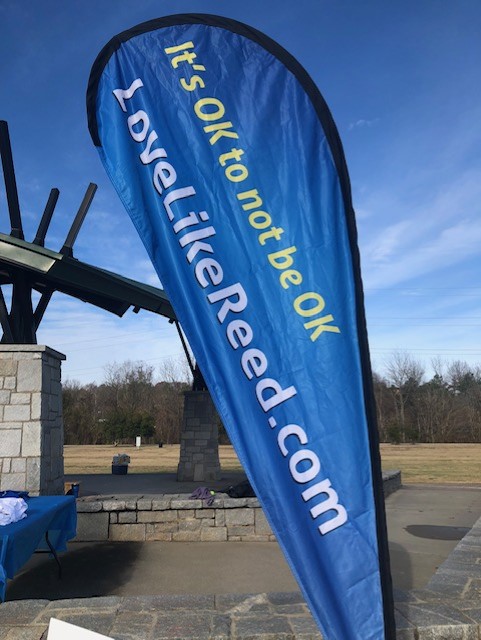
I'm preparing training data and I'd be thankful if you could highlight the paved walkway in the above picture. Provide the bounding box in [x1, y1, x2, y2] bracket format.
[6, 485, 481, 600]
[2, 479, 481, 638]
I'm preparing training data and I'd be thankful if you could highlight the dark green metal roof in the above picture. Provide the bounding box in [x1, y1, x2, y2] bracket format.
[0, 232, 176, 320]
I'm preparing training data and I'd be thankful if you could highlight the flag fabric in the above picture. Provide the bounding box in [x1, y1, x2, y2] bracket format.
[87, 15, 394, 639]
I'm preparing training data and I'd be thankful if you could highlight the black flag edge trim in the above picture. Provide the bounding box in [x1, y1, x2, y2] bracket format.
[86, 14, 395, 638]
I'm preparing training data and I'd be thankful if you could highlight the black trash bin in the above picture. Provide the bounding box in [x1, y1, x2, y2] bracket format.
[112, 464, 128, 475]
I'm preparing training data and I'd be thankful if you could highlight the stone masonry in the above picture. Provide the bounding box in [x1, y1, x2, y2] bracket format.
[75, 471, 401, 543]
[177, 390, 221, 482]
[0, 345, 65, 495]
[75, 493, 276, 543]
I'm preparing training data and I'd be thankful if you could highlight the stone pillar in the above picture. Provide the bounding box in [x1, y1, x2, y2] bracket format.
[0, 345, 66, 495]
[177, 390, 221, 482]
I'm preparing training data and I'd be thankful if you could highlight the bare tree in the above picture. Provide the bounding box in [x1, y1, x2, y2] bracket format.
[372, 371, 390, 441]
[101, 361, 156, 443]
[63, 380, 103, 444]
[417, 376, 456, 442]
[104, 360, 155, 411]
[446, 360, 473, 393]
[157, 356, 192, 385]
[384, 351, 425, 442]
[153, 356, 192, 444]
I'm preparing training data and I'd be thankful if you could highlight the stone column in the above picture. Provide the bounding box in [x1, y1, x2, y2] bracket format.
[0, 345, 66, 495]
[177, 390, 221, 482]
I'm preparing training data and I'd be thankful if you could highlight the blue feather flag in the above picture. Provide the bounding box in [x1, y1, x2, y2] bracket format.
[87, 15, 395, 638]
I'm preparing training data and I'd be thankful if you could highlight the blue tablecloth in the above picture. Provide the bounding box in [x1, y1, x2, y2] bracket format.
[0, 495, 77, 601]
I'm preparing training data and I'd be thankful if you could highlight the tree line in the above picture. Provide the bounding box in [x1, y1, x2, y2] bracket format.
[374, 353, 481, 444]
[63, 354, 481, 445]
[63, 359, 191, 445]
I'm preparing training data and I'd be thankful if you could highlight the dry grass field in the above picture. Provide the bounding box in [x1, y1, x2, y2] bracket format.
[64, 444, 243, 475]
[63, 443, 481, 484]
[379, 443, 481, 484]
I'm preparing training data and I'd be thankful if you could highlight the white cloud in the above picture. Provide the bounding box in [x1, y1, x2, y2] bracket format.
[363, 220, 411, 263]
[364, 218, 481, 289]
[358, 164, 481, 289]
[348, 118, 379, 131]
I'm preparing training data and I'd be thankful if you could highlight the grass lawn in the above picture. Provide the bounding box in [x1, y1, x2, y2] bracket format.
[63, 443, 481, 484]
[379, 443, 481, 484]
[64, 444, 243, 475]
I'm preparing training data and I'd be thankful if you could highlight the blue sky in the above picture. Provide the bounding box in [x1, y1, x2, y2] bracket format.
[1, 0, 480, 384]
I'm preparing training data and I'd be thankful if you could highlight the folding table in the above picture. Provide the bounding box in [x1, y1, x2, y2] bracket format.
[0, 495, 77, 601]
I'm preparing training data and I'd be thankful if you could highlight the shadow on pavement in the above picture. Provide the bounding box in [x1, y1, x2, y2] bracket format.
[6, 540, 301, 601]
[6, 542, 142, 601]
[405, 524, 471, 541]
[387, 541, 412, 591]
